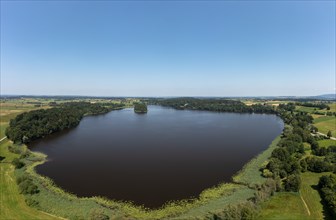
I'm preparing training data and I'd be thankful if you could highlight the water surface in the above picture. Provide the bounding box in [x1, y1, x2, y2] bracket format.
[30, 106, 283, 208]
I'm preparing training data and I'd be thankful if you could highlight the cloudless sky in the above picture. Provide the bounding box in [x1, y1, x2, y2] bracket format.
[1, 0, 335, 96]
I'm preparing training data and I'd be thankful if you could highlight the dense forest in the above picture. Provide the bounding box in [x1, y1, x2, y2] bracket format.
[6, 102, 124, 144]
[151, 98, 276, 114]
[134, 102, 148, 113]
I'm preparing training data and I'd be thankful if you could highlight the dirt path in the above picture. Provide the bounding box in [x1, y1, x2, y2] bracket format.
[300, 193, 311, 216]
[311, 132, 336, 140]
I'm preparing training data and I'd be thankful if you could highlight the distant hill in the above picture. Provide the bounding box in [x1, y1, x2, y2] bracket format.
[314, 94, 336, 100]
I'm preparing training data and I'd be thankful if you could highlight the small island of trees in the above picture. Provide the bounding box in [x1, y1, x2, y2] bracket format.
[134, 102, 148, 113]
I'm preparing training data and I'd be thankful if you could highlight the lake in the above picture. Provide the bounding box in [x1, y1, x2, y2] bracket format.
[30, 105, 284, 208]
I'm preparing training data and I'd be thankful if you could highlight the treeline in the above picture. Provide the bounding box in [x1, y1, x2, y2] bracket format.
[295, 102, 330, 110]
[6, 102, 124, 144]
[153, 98, 276, 114]
[318, 174, 336, 218]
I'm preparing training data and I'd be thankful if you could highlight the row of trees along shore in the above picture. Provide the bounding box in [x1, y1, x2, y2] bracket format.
[5, 98, 336, 219]
[5, 102, 124, 144]
[152, 97, 277, 113]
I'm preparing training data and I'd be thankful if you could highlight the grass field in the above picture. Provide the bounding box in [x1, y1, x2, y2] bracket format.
[296, 106, 317, 113]
[258, 192, 309, 220]
[0, 140, 61, 220]
[233, 136, 281, 186]
[296, 102, 336, 115]
[314, 116, 336, 137]
[300, 172, 332, 220]
[318, 139, 336, 148]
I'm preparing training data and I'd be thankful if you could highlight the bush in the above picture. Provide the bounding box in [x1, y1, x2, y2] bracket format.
[213, 201, 258, 220]
[8, 145, 21, 154]
[89, 209, 109, 220]
[12, 158, 25, 169]
[18, 179, 39, 195]
[16, 174, 30, 184]
[25, 197, 39, 207]
[305, 156, 334, 173]
[284, 174, 301, 192]
[262, 169, 273, 178]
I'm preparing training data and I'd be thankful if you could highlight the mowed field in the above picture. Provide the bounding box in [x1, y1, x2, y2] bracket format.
[296, 103, 336, 137]
[258, 192, 309, 220]
[314, 116, 336, 137]
[318, 139, 336, 148]
[259, 172, 332, 220]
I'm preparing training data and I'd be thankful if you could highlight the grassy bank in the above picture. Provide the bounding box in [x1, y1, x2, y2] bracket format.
[258, 192, 309, 220]
[232, 136, 281, 186]
[0, 140, 61, 220]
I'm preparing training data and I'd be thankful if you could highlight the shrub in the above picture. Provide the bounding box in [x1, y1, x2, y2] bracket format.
[16, 174, 30, 185]
[12, 158, 25, 169]
[262, 169, 273, 178]
[89, 209, 110, 220]
[284, 174, 301, 192]
[8, 145, 21, 154]
[25, 197, 39, 207]
[213, 201, 257, 220]
[18, 179, 39, 195]
[305, 156, 334, 173]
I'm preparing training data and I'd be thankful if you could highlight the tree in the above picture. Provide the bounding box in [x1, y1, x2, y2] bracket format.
[284, 174, 301, 192]
[12, 158, 25, 169]
[327, 130, 332, 138]
[271, 148, 290, 161]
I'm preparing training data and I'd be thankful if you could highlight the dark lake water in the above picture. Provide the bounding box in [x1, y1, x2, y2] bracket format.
[30, 106, 284, 208]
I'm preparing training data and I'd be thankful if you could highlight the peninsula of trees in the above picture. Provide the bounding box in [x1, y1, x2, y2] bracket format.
[134, 102, 148, 113]
[5, 102, 124, 144]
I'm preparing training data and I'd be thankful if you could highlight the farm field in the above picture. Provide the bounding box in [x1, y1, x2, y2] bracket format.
[318, 139, 336, 148]
[314, 116, 336, 137]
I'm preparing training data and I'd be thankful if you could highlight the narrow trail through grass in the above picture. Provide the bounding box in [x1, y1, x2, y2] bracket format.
[300, 193, 311, 216]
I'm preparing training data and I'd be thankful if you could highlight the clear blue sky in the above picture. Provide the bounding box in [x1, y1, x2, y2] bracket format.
[1, 1, 335, 97]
